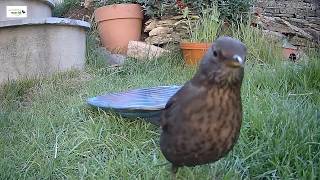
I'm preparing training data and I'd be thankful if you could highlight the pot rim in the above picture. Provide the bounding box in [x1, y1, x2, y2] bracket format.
[0, 17, 91, 29]
[94, 3, 143, 22]
[96, 3, 141, 9]
[180, 42, 212, 50]
[282, 47, 298, 50]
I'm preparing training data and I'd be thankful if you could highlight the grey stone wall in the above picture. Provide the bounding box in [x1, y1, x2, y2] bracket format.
[256, 0, 319, 45]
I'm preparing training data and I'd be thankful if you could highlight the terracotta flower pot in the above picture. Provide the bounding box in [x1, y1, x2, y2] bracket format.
[94, 4, 143, 54]
[282, 47, 298, 61]
[180, 42, 211, 65]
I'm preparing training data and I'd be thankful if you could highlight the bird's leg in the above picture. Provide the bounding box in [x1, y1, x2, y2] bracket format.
[171, 164, 179, 180]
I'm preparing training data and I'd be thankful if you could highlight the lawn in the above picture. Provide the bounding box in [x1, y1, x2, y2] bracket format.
[0, 30, 320, 179]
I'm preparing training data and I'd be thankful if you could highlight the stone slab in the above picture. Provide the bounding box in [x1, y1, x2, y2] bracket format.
[127, 41, 170, 60]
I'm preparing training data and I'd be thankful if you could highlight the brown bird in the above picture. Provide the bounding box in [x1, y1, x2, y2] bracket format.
[160, 36, 247, 178]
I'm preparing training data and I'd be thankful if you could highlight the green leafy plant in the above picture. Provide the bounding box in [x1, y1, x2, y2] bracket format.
[181, 0, 253, 24]
[182, 0, 214, 12]
[53, 0, 81, 17]
[216, 0, 253, 24]
[93, 0, 176, 17]
[184, 6, 221, 43]
[140, 0, 180, 18]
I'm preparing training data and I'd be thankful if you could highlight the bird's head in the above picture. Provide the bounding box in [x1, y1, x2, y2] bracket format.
[198, 36, 247, 85]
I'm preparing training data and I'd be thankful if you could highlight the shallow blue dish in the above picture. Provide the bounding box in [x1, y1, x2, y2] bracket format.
[87, 85, 182, 125]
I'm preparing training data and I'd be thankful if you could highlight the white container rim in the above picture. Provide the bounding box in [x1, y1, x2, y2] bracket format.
[0, 17, 91, 29]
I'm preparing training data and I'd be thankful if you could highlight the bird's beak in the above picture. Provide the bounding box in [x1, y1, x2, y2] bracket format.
[225, 55, 244, 68]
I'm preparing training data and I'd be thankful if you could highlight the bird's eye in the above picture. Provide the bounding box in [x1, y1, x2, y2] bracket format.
[213, 50, 218, 57]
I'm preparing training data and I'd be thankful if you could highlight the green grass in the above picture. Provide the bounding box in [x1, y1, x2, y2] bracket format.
[1, 31, 320, 179]
[232, 22, 284, 64]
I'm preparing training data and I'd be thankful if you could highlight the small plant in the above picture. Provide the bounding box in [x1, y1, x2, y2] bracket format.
[180, 5, 221, 65]
[184, 6, 221, 43]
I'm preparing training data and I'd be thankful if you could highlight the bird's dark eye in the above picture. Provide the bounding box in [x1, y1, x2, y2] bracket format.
[213, 50, 218, 57]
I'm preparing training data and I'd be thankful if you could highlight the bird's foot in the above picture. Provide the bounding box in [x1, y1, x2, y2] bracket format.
[171, 165, 179, 180]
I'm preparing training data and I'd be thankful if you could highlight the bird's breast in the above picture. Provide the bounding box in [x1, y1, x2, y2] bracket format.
[180, 88, 241, 164]
[160, 86, 243, 166]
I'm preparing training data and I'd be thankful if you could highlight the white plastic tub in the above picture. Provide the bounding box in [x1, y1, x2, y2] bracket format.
[0, 18, 90, 84]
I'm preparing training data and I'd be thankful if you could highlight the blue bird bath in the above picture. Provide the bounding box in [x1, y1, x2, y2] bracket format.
[87, 85, 182, 125]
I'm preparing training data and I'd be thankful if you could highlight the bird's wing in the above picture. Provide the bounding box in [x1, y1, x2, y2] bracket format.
[164, 91, 178, 109]
[161, 81, 203, 130]
[164, 82, 191, 110]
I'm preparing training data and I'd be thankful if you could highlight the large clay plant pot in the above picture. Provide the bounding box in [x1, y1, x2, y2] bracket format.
[180, 42, 211, 65]
[94, 4, 143, 54]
